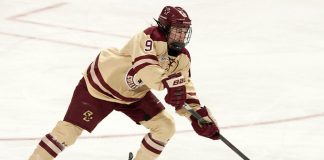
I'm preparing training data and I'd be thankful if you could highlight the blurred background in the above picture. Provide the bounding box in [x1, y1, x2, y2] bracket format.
[1, 0, 324, 159]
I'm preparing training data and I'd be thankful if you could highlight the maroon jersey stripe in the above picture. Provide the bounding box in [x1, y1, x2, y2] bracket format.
[133, 55, 158, 63]
[93, 56, 140, 102]
[132, 55, 159, 74]
[87, 55, 140, 102]
[86, 66, 117, 100]
[133, 63, 159, 74]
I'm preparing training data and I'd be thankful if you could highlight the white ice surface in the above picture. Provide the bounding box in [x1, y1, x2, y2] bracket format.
[1, 0, 324, 159]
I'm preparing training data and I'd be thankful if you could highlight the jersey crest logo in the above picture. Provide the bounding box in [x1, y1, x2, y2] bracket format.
[83, 110, 93, 122]
[125, 68, 143, 90]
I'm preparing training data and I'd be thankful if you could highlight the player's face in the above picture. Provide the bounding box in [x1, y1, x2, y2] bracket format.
[168, 26, 190, 44]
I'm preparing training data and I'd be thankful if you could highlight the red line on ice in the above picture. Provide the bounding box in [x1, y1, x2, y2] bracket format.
[0, 31, 99, 49]
[1, 112, 323, 141]
[7, 3, 130, 38]
[7, 3, 67, 19]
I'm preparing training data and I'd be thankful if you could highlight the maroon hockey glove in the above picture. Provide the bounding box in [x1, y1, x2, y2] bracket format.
[162, 73, 186, 110]
[190, 107, 220, 140]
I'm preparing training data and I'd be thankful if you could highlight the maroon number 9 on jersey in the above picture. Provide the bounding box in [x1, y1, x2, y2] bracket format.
[144, 40, 153, 51]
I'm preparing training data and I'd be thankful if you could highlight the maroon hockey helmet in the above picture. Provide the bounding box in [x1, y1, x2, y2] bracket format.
[158, 6, 191, 28]
[156, 6, 192, 52]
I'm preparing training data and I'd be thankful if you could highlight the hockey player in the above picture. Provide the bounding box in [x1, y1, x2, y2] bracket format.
[29, 6, 219, 160]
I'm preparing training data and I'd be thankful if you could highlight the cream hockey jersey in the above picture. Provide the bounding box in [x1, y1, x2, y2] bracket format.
[83, 26, 200, 116]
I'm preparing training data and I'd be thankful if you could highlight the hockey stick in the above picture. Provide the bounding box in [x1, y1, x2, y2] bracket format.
[183, 103, 250, 160]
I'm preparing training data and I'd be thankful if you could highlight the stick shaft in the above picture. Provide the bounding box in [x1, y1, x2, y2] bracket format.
[219, 135, 250, 160]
